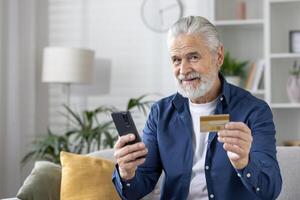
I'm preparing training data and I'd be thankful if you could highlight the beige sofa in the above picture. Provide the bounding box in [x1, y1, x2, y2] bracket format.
[4, 146, 300, 199]
[91, 146, 300, 200]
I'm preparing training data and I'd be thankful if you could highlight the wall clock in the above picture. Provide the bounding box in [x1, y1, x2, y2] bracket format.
[141, 0, 184, 33]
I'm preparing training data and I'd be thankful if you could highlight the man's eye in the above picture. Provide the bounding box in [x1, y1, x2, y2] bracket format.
[189, 55, 199, 61]
[172, 58, 181, 65]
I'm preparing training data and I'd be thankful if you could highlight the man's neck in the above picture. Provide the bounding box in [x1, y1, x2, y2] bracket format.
[190, 78, 222, 104]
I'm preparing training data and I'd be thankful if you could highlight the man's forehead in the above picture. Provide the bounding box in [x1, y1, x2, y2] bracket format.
[171, 33, 204, 45]
[169, 42, 202, 57]
[169, 34, 205, 54]
[170, 50, 200, 58]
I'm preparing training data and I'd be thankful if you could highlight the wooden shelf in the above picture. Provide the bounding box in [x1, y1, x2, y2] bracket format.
[271, 53, 300, 59]
[271, 103, 300, 108]
[269, 0, 300, 4]
[214, 19, 264, 26]
[213, 0, 300, 144]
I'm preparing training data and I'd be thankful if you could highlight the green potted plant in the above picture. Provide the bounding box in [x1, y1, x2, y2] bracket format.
[22, 94, 155, 164]
[221, 51, 248, 86]
[22, 128, 71, 164]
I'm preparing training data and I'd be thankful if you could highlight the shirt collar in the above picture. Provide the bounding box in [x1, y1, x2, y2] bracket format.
[219, 73, 231, 105]
[172, 73, 231, 111]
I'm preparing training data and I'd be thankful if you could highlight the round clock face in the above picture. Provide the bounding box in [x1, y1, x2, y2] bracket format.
[141, 0, 183, 33]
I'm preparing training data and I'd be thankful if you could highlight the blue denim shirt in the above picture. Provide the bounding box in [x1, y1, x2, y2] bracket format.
[112, 76, 282, 200]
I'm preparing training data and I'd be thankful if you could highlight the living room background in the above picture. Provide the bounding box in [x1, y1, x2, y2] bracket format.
[0, 0, 209, 197]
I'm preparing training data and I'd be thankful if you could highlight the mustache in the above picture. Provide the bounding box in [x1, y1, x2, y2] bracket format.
[177, 72, 201, 81]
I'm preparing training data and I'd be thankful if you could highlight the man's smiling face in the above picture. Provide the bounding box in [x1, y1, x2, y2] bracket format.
[170, 33, 220, 101]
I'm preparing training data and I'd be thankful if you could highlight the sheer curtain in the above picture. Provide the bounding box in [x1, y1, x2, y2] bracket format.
[0, 0, 48, 197]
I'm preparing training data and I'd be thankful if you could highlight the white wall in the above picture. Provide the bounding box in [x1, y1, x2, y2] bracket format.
[85, 0, 169, 125]
[183, 0, 211, 19]
[47, 0, 170, 130]
[48, 0, 210, 130]
[85, 0, 211, 128]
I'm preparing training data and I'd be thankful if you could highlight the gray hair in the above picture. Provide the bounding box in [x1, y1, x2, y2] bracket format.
[167, 16, 221, 54]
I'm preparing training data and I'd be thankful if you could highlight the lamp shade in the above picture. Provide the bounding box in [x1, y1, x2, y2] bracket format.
[42, 47, 95, 83]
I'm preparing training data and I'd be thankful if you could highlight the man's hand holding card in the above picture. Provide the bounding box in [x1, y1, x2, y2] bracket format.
[200, 114, 253, 170]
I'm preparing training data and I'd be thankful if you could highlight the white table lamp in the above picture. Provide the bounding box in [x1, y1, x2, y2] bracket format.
[42, 47, 95, 106]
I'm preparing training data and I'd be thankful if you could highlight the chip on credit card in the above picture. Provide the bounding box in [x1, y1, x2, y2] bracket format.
[200, 114, 230, 132]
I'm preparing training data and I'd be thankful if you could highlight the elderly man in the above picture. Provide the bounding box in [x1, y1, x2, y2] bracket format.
[112, 16, 282, 200]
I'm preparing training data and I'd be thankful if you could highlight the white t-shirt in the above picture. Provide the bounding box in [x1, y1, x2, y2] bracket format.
[187, 97, 218, 200]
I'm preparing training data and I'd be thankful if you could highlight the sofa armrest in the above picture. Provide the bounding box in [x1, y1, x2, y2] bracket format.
[276, 146, 300, 200]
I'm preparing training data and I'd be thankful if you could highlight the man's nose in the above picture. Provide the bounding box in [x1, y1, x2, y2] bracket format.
[179, 60, 191, 75]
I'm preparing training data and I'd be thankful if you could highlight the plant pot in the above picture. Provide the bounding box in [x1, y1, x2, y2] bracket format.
[225, 76, 241, 86]
[286, 75, 300, 103]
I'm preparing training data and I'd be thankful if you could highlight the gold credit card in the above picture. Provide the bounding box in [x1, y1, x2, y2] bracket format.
[200, 114, 230, 132]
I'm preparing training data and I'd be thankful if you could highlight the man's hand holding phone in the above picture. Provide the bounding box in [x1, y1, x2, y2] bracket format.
[114, 134, 148, 180]
[111, 111, 148, 180]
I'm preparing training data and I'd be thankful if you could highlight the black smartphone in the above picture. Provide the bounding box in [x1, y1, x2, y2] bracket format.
[111, 111, 142, 145]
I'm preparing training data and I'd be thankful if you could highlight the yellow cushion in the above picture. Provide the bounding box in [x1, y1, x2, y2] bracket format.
[60, 151, 120, 200]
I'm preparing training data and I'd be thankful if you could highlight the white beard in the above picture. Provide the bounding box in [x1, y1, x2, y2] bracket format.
[175, 70, 218, 100]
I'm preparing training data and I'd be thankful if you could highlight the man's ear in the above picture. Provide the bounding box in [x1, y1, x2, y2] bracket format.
[217, 44, 224, 70]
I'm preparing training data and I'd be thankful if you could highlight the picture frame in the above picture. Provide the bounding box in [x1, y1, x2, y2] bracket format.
[289, 30, 300, 53]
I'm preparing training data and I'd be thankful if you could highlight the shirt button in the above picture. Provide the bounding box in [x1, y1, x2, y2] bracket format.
[126, 183, 131, 187]
[246, 173, 251, 178]
[256, 187, 260, 192]
[205, 165, 210, 170]
[237, 173, 241, 177]
[220, 97, 224, 101]
[210, 194, 214, 199]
